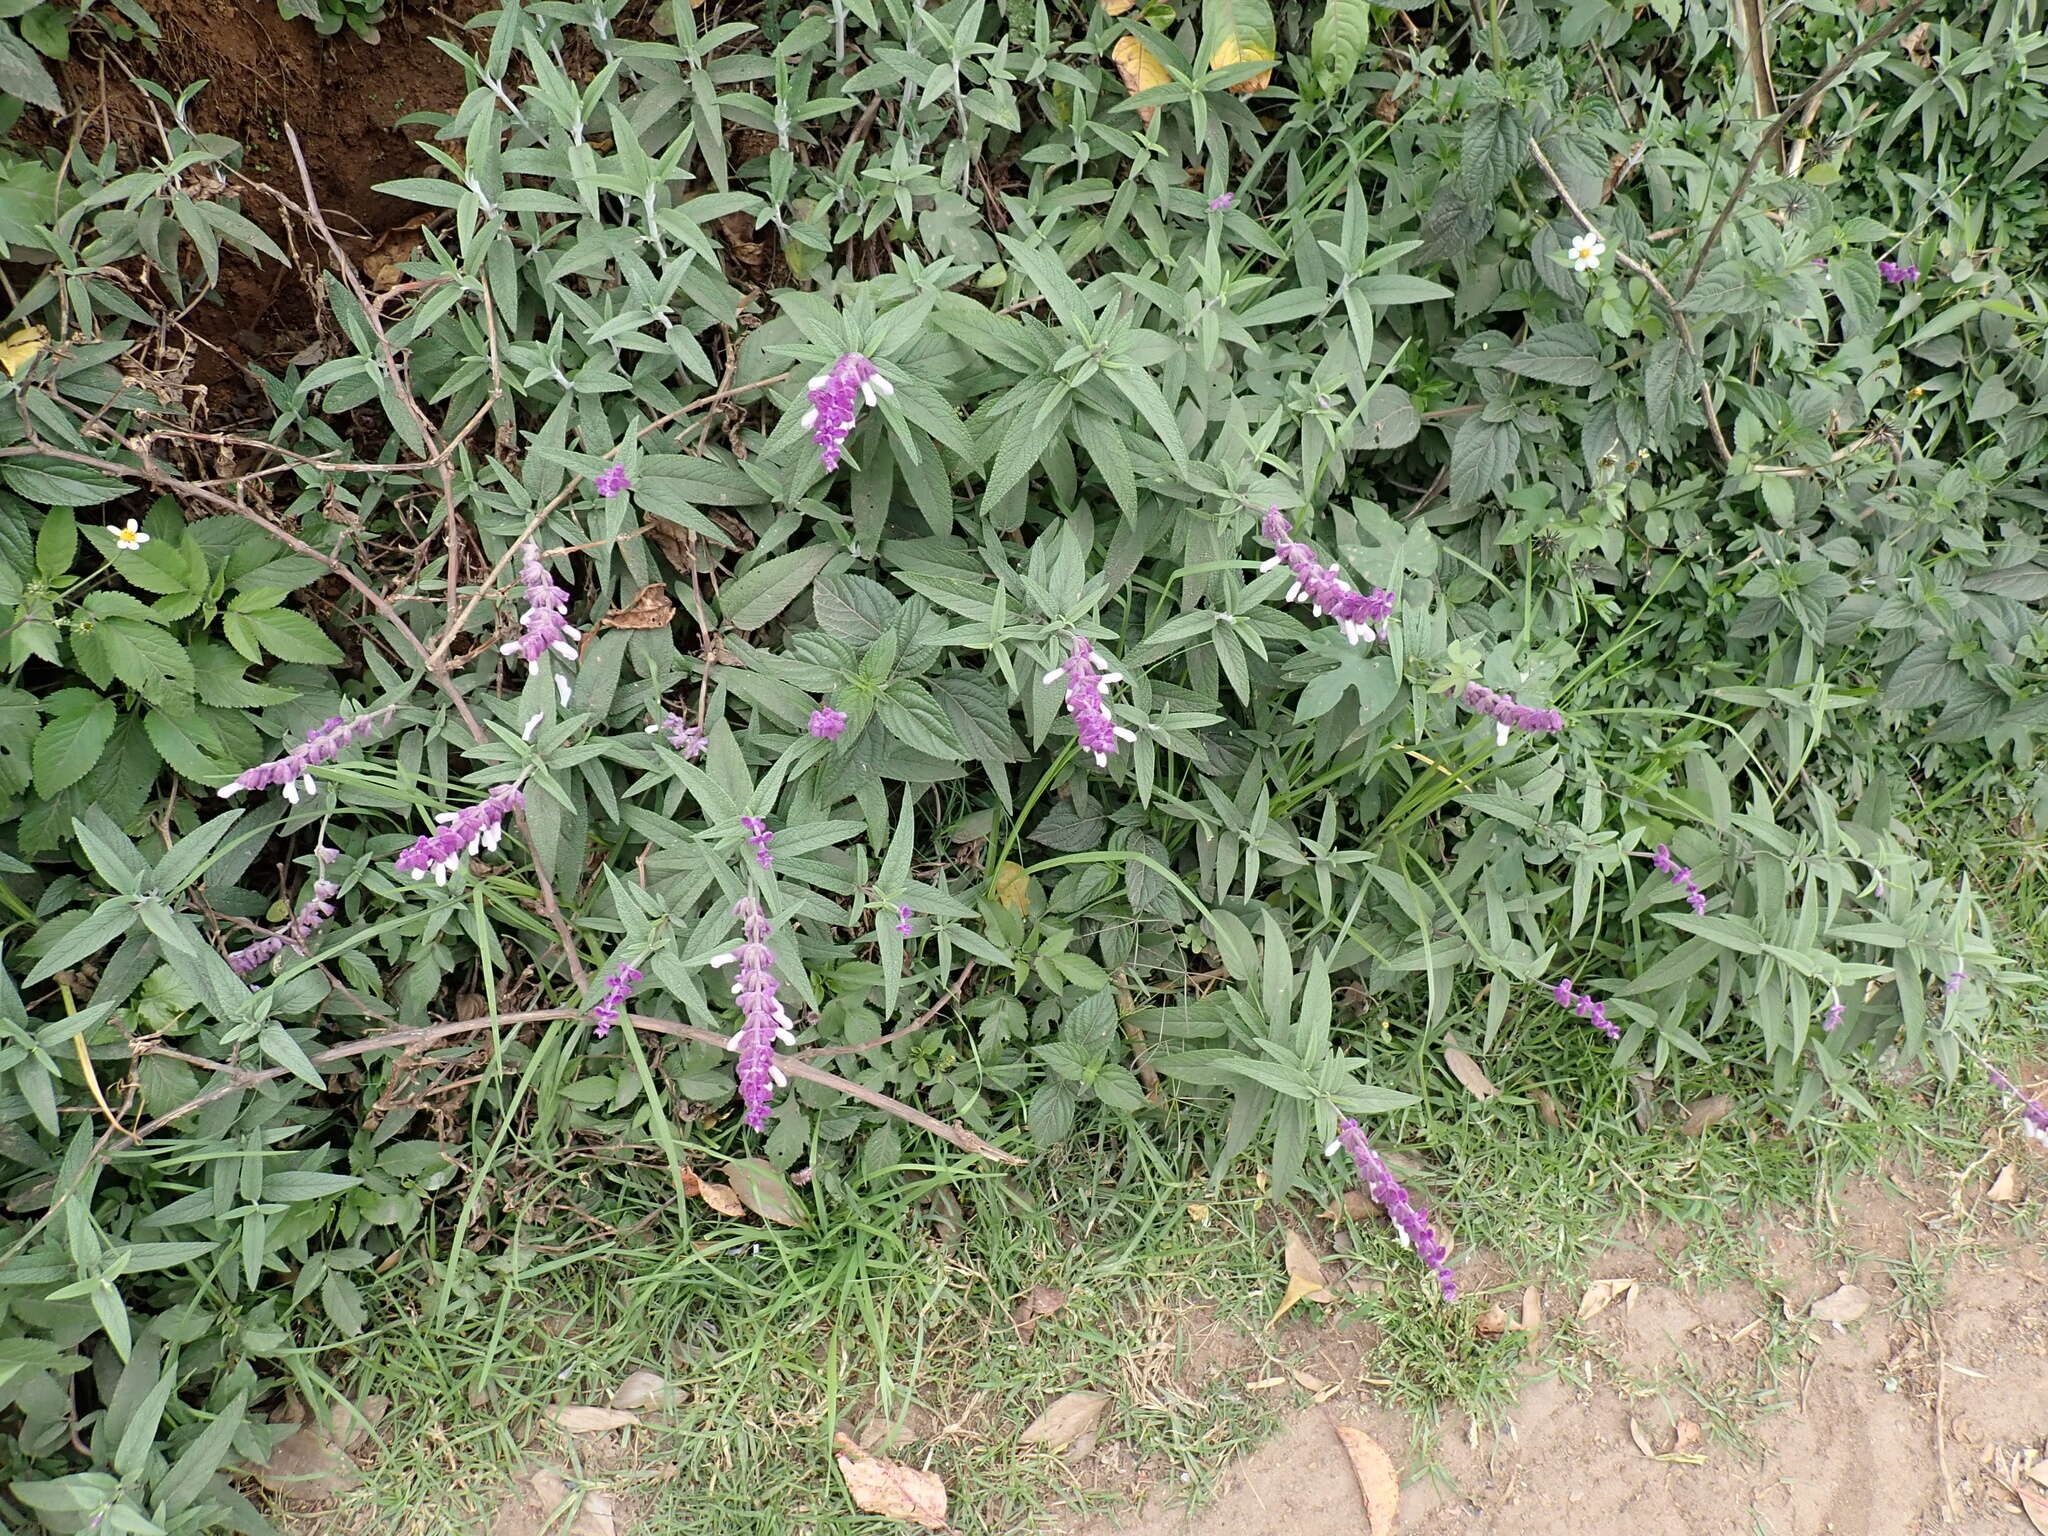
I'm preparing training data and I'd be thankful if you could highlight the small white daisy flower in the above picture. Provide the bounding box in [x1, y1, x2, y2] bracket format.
[112, 519, 149, 550]
[1568, 230, 1606, 273]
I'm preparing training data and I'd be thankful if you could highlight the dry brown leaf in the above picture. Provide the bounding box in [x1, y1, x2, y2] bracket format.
[361, 214, 433, 292]
[1577, 1278, 1635, 1320]
[1320, 1187, 1377, 1222]
[644, 515, 698, 572]
[1519, 1285, 1543, 1354]
[1809, 1283, 1872, 1326]
[1019, 1390, 1110, 1451]
[1443, 1046, 1499, 1100]
[1900, 20, 1933, 67]
[1628, 1418, 1656, 1458]
[1246, 1375, 1286, 1391]
[597, 583, 676, 633]
[1010, 1285, 1069, 1341]
[1670, 1418, 1702, 1455]
[522, 1468, 618, 1536]
[1270, 1228, 1336, 1325]
[856, 1403, 941, 1454]
[833, 1432, 949, 1530]
[1988, 1164, 2021, 1203]
[1291, 1368, 1332, 1393]
[1473, 1304, 1516, 1340]
[246, 1422, 360, 1502]
[679, 1165, 746, 1218]
[1530, 1085, 1561, 1127]
[1110, 34, 1171, 125]
[1335, 1425, 1400, 1536]
[316, 1394, 389, 1454]
[2007, 1477, 2048, 1536]
[1679, 1093, 1734, 1135]
[545, 1405, 641, 1434]
[2028, 1460, 2048, 1491]
[609, 1371, 670, 1411]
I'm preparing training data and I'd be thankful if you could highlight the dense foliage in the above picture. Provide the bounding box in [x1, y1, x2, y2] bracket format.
[0, 0, 2041, 1526]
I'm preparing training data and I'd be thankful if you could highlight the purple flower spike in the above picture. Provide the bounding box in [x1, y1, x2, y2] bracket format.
[894, 905, 914, 935]
[801, 352, 893, 471]
[1327, 1119, 1457, 1301]
[1878, 258, 1920, 287]
[1988, 1068, 2048, 1150]
[217, 708, 393, 804]
[1551, 977, 1621, 1043]
[1822, 990, 1845, 1032]
[1259, 509, 1394, 646]
[228, 873, 341, 975]
[710, 897, 797, 1131]
[646, 713, 707, 758]
[1650, 843, 1708, 916]
[393, 783, 524, 886]
[809, 707, 848, 741]
[499, 542, 581, 707]
[739, 815, 774, 869]
[226, 933, 284, 976]
[1208, 191, 1235, 212]
[1460, 683, 1564, 746]
[1044, 636, 1139, 768]
[593, 464, 632, 498]
[590, 964, 641, 1039]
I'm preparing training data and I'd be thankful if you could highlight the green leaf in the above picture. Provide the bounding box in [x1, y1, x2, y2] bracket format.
[1448, 415, 1520, 506]
[35, 505, 74, 579]
[1460, 99, 1526, 206]
[99, 619, 195, 707]
[32, 697, 115, 799]
[1643, 336, 1701, 442]
[0, 456, 130, 507]
[717, 545, 837, 631]
[1358, 385, 1420, 449]
[723, 1158, 808, 1226]
[1500, 323, 1606, 387]
[222, 607, 343, 665]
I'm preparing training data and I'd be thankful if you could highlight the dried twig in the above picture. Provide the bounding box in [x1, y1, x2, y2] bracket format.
[1681, 3, 1919, 297]
[801, 964, 978, 1061]
[1525, 136, 1732, 468]
[133, 1007, 1024, 1165]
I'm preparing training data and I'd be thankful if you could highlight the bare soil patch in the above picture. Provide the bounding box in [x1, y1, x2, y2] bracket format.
[1064, 1172, 2048, 1536]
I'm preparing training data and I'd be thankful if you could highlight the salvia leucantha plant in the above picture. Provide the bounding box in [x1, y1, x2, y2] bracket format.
[0, 0, 2042, 1524]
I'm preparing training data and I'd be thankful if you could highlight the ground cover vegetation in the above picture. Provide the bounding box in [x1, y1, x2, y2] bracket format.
[0, 0, 2044, 1528]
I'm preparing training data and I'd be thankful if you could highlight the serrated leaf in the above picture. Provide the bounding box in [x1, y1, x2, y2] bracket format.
[1461, 100, 1526, 206]
[1448, 416, 1520, 506]
[32, 698, 115, 799]
[221, 607, 343, 665]
[1500, 324, 1606, 387]
[99, 620, 194, 708]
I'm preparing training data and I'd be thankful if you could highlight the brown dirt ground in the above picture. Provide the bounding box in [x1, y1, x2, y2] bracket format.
[34, 0, 489, 384]
[1063, 1170, 2048, 1536]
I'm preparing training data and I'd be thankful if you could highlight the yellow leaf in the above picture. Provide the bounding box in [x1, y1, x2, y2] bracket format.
[1111, 34, 1172, 125]
[1208, 0, 1276, 94]
[1101, 0, 1136, 12]
[0, 325, 48, 379]
[1269, 1228, 1336, 1325]
[991, 860, 1031, 916]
